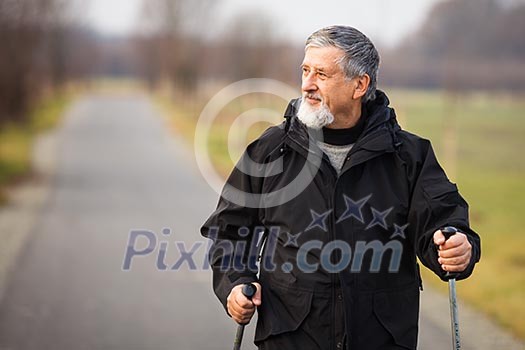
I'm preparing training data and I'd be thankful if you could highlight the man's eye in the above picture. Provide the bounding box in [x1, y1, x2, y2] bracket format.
[318, 72, 327, 78]
[302, 67, 309, 74]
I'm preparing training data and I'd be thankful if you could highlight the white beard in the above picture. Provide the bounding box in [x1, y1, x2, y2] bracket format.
[297, 96, 334, 130]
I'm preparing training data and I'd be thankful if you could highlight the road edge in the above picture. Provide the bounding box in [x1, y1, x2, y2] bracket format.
[0, 127, 59, 304]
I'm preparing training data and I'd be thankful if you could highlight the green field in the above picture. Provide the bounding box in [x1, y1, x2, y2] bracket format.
[160, 88, 525, 339]
[387, 89, 525, 339]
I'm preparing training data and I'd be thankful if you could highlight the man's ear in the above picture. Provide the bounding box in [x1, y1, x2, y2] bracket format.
[352, 74, 371, 100]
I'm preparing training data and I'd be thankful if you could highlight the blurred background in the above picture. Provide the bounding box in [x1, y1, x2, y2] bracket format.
[0, 0, 524, 349]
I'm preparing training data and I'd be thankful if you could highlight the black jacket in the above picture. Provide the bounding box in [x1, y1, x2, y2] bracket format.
[201, 90, 481, 350]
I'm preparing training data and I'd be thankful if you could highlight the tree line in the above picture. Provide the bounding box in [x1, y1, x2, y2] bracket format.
[0, 0, 100, 126]
[1, 0, 524, 129]
[380, 0, 525, 90]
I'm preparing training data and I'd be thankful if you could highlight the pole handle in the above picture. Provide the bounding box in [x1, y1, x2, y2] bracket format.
[441, 226, 459, 279]
[441, 226, 457, 241]
[241, 283, 257, 301]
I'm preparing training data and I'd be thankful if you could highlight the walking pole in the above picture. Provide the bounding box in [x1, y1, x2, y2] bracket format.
[441, 226, 461, 350]
[233, 283, 257, 350]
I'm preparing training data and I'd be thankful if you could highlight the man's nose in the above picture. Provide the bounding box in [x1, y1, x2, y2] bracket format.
[302, 73, 318, 92]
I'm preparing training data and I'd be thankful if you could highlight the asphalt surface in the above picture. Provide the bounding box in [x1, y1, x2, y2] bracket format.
[0, 93, 249, 350]
[0, 92, 521, 349]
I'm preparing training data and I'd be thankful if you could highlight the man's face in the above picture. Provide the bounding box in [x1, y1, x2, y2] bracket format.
[301, 46, 358, 120]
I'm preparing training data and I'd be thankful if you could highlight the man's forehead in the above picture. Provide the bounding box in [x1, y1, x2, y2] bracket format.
[302, 46, 344, 71]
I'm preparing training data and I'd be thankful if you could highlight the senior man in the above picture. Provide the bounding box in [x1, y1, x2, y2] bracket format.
[201, 25, 481, 350]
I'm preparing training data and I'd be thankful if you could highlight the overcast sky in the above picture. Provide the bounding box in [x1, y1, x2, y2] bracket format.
[87, 0, 445, 47]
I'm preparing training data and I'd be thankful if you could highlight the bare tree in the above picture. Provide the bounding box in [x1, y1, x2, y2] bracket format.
[134, 0, 217, 91]
[0, 0, 52, 124]
[0, 0, 96, 127]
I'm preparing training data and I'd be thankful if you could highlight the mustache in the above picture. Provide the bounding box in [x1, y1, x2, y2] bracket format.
[303, 92, 322, 102]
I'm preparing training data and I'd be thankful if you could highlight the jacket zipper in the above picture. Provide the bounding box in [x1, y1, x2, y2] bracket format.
[329, 166, 338, 350]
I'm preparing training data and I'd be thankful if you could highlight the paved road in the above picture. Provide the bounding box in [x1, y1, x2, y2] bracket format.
[0, 93, 251, 350]
[0, 93, 521, 349]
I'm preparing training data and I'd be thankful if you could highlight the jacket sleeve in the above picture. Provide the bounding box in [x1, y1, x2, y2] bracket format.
[200, 127, 283, 313]
[406, 139, 481, 281]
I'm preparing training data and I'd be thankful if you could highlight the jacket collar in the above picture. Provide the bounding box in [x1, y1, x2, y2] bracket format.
[283, 90, 400, 159]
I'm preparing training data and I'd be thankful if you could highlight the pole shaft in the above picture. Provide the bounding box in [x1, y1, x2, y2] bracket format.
[233, 325, 245, 350]
[448, 278, 461, 350]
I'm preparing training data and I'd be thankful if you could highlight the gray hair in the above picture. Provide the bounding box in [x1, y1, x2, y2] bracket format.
[306, 25, 380, 101]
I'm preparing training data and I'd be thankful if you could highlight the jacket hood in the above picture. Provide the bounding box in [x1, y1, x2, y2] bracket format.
[363, 89, 394, 132]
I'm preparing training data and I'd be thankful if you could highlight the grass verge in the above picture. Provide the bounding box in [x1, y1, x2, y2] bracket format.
[0, 91, 73, 204]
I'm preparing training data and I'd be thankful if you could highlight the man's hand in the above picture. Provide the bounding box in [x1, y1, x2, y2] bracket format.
[433, 229, 472, 272]
[227, 283, 262, 324]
